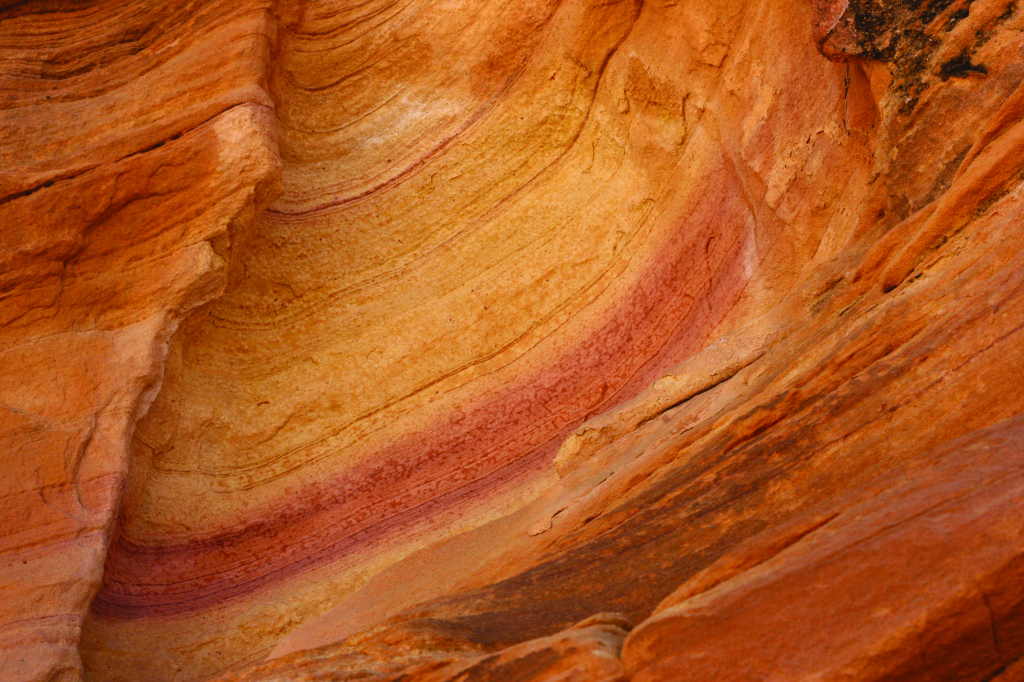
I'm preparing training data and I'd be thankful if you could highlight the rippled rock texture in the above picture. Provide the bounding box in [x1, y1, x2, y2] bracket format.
[2, 0, 1024, 680]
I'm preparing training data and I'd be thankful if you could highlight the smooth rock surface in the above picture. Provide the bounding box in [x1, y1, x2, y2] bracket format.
[83, 0, 867, 677]
[0, 93, 280, 680]
[217, 613, 631, 682]
[1, 0, 1023, 680]
[623, 415, 1024, 681]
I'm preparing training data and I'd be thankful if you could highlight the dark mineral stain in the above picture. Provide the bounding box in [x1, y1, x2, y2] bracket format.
[939, 53, 988, 80]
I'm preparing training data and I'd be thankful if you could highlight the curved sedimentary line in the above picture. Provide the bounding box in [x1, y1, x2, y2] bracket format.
[210, 15, 639, 338]
[278, 0, 415, 49]
[264, 1, 617, 217]
[151, 160, 669, 490]
[94, 425, 565, 618]
[100, 224, 741, 619]
[97, 224, 749, 621]
[155, 231, 654, 484]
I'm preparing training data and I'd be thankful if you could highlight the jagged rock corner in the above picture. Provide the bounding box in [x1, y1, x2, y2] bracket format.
[2, 0, 1024, 680]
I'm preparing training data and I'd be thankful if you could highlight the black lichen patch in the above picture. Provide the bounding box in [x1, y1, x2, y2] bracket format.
[946, 6, 971, 31]
[916, 0, 962, 28]
[938, 53, 988, 80]
[836, 0, 956, 77]
[846, 0, 901, 61]
[997, 1, 1017, 23]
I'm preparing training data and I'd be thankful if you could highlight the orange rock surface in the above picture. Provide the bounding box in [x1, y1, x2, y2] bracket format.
[2, 0, 1024, 680]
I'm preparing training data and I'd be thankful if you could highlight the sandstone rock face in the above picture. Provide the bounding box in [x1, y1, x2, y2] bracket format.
[1, 3, 280, 676]
[216, 612, 632, 682]
[2, 0, 1024, 680]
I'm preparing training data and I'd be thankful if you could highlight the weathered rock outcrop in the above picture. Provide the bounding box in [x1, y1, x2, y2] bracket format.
[2, 0, 1024, 680]
[1, 3, 281, 675]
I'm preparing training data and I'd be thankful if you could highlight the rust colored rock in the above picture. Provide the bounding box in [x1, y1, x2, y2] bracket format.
[2, 0, 1024, 680]
[82, 0, 861, 677]
[0, 4, 281, 679]
[812, 0, 858, 61]
[0, 103, 280, 682]
[215, 613, 630, 682]
[246, 3, 1024, 677]
[622, 416, 1024, 681]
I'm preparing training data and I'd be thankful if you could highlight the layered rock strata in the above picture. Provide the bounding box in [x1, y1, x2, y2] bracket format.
[1, 3, 280, 677]
[0, 0, 1022, 680]
[83, 0, 867, 677]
